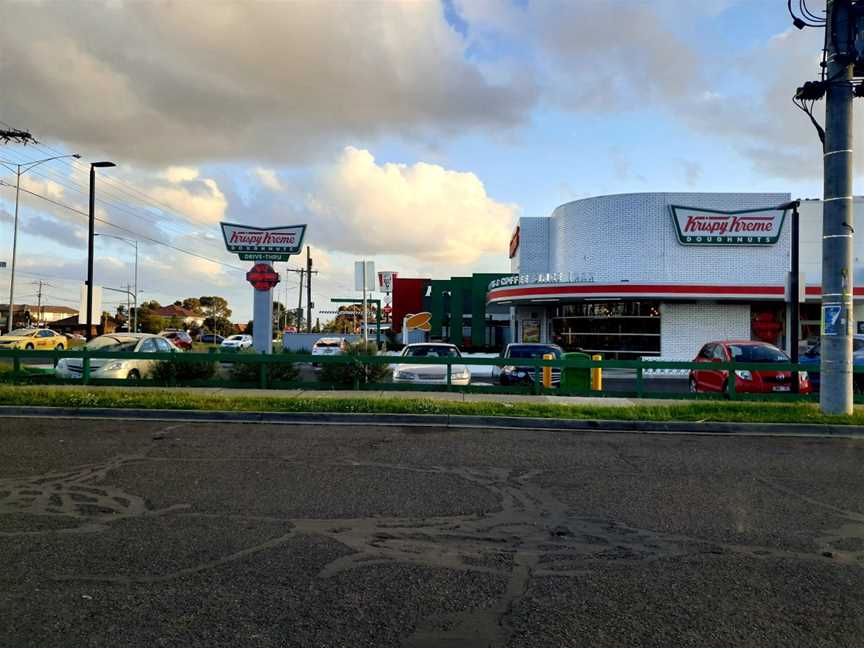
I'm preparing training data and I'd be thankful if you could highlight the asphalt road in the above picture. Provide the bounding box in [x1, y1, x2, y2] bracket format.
[2, 418, 864, 647]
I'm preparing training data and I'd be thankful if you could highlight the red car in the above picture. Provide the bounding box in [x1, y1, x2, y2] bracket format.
[689, 340, 810, 394]
[159, 330, 193, 351]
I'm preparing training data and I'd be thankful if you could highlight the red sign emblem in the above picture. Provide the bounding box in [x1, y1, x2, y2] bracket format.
[246, 263, 280, 291]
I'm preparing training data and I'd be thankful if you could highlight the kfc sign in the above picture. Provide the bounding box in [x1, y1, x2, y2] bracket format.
[671, 206, 787, 246]
[221, 222, 307, 260]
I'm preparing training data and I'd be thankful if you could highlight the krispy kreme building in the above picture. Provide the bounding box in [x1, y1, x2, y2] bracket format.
[487, 192, 864, 362]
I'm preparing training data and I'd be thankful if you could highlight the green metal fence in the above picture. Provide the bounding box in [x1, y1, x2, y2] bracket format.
[0, 347, 857, 403]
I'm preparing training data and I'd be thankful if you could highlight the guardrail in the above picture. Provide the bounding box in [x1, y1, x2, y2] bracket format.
[0, 347, 855, 402]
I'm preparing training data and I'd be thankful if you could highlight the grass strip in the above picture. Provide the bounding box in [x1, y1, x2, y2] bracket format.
[0, 385, 863, 426]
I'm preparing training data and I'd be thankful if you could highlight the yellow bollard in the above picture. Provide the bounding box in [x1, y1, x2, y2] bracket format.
[591, 354, 602, 391]
[542, 353, 553, 388]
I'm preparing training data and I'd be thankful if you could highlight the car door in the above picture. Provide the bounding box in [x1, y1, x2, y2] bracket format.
[36, 329, 54, 349]
[136, 338, 159, 376]
[692, 344, 714, 390]
[705, 344, 729, 392]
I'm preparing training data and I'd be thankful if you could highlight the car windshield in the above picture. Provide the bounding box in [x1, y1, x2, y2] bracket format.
[508, 346, 562, 359]
[85, 336, 139, 352]
[9, 329, 37, 337]
[316, 341, 341, 348]
[728, 344, 788, 363]
[227, 335, 244, 341]
[404, 345, 460, 358]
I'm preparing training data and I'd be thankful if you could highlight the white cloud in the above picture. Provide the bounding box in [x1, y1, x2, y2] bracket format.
[0, 1, 535, 166]
[160, 167, 200, 183]
[149, 177, 227, 224]
[306, 147, 516, 265]
[254, 168, 284, 192]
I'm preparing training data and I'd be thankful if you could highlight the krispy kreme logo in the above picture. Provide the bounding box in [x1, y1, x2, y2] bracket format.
[221, 222, 306, 254]
[670, 205, 787, 246]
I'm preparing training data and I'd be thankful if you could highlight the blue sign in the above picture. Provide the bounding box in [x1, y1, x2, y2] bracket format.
[822, 305, 843, 336]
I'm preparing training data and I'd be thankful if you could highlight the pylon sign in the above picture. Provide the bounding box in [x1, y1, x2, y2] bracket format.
[246, 263, 280, 291]
[221, 222, 307, 354]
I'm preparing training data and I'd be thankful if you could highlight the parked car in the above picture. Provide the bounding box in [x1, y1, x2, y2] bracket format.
[160, 330, 193, 350]
[499, 343, 564, 386]
[220, 334, 253, 350]
[689, 340, 810, 394]
[311, 337, 349, 366]
[392, 343, 471, 386]
[799, 335, 864, 391]
[55, 333, 176, 380]
[0, 328, 67, 351]
[199, 333, 225, 345]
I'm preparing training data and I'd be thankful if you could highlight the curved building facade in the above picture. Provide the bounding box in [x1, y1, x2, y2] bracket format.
[488, 192, 863, 361]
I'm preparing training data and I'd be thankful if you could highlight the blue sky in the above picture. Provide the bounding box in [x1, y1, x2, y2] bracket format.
[0, 0, 840, 321]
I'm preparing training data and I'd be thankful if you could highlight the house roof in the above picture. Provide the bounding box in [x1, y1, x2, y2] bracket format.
[0, 304, 78, 314]
[152, 305, 202, 318]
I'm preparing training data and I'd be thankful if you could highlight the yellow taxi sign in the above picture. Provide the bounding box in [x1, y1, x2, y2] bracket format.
[405, 312, 432, 331]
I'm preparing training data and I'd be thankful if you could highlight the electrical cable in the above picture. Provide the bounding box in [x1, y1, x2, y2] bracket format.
[789, 0, 824, 27]
[800, 0, 826, 23]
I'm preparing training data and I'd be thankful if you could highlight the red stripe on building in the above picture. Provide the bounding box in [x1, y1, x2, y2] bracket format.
[487, 284, 786, 301]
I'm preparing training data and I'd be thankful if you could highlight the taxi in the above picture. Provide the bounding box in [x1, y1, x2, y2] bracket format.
[0, 328, 68, 351]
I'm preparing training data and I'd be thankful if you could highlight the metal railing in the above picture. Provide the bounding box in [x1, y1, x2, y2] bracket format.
[0, 347, 853, 402]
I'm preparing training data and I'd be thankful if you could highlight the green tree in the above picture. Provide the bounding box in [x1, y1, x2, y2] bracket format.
[200, 296, 232, 320]
[181, 297, 203, 313]
[204, 316, 233, 336]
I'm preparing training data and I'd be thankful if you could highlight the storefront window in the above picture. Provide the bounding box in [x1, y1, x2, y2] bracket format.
[521, 320, 541, 343]
[550, 301, 660, 359]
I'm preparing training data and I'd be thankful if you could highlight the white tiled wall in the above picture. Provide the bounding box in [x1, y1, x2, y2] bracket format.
[660, 303, 751, 360]
[515, 192, 791, 285]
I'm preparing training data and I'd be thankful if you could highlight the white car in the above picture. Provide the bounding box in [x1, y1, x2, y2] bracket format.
[311, 337, 349, 361]
[220, 334, 253, 350]
[393, 343, 471, 386]
[55, 333, 176, 380]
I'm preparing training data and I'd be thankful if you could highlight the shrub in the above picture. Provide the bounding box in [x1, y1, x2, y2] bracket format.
[151, 356, 217, 383]
[318, 340, 389, 386]
[228, 350, 299, 384]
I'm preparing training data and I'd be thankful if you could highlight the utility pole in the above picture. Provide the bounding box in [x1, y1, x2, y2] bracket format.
[821, 0, 855, 414]
[296, 268, 304, 332]
[306, 246, 312, 333]
[32, 280, 50, 326]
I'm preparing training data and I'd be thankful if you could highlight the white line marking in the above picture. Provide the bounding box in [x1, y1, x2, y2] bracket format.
[824, 149, 853, 157]
[824, 196, 853, 202]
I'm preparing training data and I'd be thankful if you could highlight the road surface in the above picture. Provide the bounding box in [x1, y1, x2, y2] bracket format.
[1, 417, 863, 647]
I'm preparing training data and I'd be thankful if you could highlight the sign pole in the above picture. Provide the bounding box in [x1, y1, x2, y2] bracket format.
[362, 260, 368, 346]
[252, 258, 274, 354]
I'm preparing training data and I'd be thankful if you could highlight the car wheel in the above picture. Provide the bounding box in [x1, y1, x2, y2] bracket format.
[688, 374, 698, 393]
[25, 343, 34, 350]
[55, 343, 64, 351]
[127, 369, 141, 381]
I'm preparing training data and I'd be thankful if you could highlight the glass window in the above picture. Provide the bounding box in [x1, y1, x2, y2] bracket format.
[155, 338, 173, 352]
[854, 339, 864, 352]
[10, 329, 37, 337]
[507, 345, 562, 359]
[699, 344, 714, 359]
[712, 345, 727, 361]
[403, 345, 460, 358]
[86, 336, 138, 352]
[139, 339, 158, 353]
[727, 344, 788, 363]
[551, 300, 661, 359]
[37, 330, 53, 337]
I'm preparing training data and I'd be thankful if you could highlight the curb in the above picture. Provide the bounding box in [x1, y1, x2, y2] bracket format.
[0, 406, 863, 436]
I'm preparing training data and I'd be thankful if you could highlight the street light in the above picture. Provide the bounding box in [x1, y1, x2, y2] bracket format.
[0, 153, 81, 333]
[95, 233, 138, 332]
[86, 161, 116, 339]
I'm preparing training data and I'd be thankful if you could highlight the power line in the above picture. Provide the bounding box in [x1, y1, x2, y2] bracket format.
[0, 180, 248, 273]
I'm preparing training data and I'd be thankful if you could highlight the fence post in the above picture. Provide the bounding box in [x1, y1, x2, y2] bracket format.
[636, 362, 644, 398]
[259, 360, 268, 389]
[82, 348, 90, 385]
[446, 362, 452, 390]
[533, 363, 541, 395]
[353, 359, 360, 391]
[13, 350, 20, 373]
[726, 366, 736, 399]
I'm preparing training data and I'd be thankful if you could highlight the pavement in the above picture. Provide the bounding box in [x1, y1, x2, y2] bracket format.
[2, 418, 864, 647]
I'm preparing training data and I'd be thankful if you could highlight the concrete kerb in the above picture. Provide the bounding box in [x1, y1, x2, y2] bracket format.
[1, 406, 863, 437]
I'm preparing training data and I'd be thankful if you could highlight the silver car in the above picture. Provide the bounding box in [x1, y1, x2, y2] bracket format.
[393, 343, 471, 386]
[55, 333, 176, 380]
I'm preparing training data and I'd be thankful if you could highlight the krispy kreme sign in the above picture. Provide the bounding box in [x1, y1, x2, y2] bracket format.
[220, 222, 306, 256]
[670, 205, 787, 246]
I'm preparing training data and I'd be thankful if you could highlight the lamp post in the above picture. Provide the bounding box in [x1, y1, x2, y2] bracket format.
[0, 154, 81, 333]
[95, 233, 138, 332]
[86, 161, 116, 339]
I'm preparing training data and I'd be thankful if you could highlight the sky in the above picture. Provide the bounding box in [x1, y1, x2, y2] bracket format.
[0, 0, 846, 323]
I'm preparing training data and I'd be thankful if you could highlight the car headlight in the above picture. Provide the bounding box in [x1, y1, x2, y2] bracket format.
[799, 371, 809, 381]
[56, 358, 68, 369]
[454, 368, 470, 378]
[395, 371, 417, 380]
[735, 370, 753, 381]
[101, 361, 127, 372]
